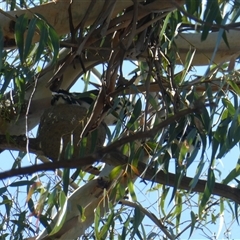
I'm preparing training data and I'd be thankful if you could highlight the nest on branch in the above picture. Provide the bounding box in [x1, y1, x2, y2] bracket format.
[37, 104, 106, 162]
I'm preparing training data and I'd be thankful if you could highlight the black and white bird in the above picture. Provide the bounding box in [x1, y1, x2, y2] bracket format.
[51, 89, 129, 126]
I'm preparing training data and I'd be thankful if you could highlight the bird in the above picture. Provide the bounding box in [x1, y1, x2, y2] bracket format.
[51, 89, 130, 126]
[37, 88, 131, 162]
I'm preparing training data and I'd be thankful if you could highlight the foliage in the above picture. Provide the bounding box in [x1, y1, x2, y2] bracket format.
[0, 0, 239, 239]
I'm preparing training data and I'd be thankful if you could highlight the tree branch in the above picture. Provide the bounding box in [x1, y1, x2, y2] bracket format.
[0, 106, 239, 205]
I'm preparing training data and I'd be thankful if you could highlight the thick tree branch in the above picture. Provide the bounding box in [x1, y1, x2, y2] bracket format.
[2, 0, 183, 47]
[0, 106, 239, 205]
[1, 144, 239, 205]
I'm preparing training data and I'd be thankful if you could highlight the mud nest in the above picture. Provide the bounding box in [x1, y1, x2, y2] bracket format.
[37, 104, 106, 161]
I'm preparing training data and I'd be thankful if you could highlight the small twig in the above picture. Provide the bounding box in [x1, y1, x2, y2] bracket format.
[75, 0, 97, 37]
[37, 155, 79, 190]
[79, 87, 106, 140]
[25, 75, 39, 161]
[120, 199, 175, 240]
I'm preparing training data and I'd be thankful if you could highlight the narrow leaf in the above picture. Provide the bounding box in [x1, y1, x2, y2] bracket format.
[15, 14, 29, 64]
[49, 192, 68, 236]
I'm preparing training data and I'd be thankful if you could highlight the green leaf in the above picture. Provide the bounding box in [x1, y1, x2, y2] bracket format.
[2, 195, 12, 218]
[132, 206, 144, 238]
[160, 187, 169, 216]
[70, 168, 81, 183]
[79, 135, 87, 157]
[48, 25, 59, 63]
[180, 48, 196, 84]
[0, 187, 7, 195]
[202, 0, 223, 41]
[222, 98, 236, 116]
[49, 191, 68, 236]
[99, 211, 114, 239]
[109, 166, 123, 181]
[35, 19, 48, 62]
[32, 13, 59, 63]
[189, 211, 196, 239]
[128, 180, 137, 202]
[127, 98, 142, 129]
[0, 27, 3, 71]
[185, 0, 202, 17]
[47, 188, 58, 207]
[0, 67, 14, 95]
[62, 168, 70, 195]
[9, 180, 35, 187]
[227, 80, 240, 96]
[200, 169, 215, 216]
[64, 139, 74, 160]
[24, 18, 37, 61]
[185, 143, 199, 168]
[15, 75, 26, 104]
[15, 14, 29, 64]
[77, 204, 86, 222]
[175, 192, 182, 230]
[159, 12, 171, 40]
[222, 164, 240, 185]
[94, 206, 101, 239]
[235, 201, 239, 224]
[189, 159, 205, 189]
[39, 215, 52, 233]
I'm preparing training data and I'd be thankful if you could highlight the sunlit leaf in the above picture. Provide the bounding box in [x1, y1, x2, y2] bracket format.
[99, 211, 114, 239]
[49, 192, 68, 236]
[227, 80, 240, 96]
[26, 182, 42, 202]
[128, 180, 137, 202]
[77, 204, 86, 222]
[175, 192, 182, 230]
[222, 98, 235, 116]
[94, 206, 101, 239]
[109, 166, 122, 181]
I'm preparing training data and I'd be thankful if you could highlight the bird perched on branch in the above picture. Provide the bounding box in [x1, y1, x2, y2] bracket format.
[51, 89, 130, 126]
[37, 89, 131, 161]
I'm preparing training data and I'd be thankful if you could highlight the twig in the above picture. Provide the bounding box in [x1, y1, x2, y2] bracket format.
[120, 199, 175, 240]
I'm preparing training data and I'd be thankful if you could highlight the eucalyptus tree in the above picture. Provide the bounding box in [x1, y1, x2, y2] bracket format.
[0, 0, 240, 239]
